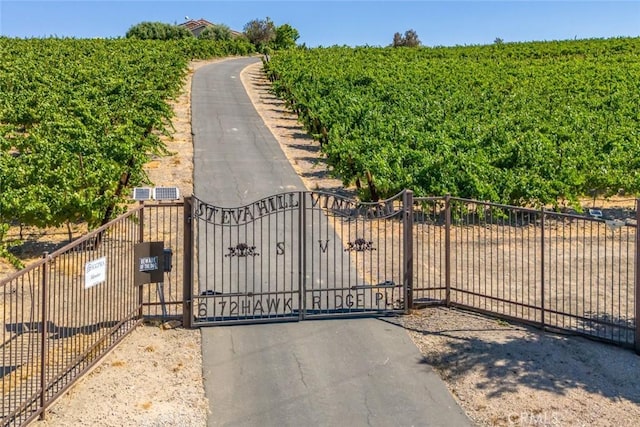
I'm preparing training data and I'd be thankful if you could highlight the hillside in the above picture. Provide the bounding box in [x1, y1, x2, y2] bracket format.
[265, 38, 640, 206]
[0, 37, 253, 266]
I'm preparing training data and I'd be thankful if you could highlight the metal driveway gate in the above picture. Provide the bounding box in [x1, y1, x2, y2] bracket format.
[188, 191, 412, 325]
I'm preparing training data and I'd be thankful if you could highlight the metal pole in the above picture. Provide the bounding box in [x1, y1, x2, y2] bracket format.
[138, 201, 145, 243]
[635, 199, 640, 354]
[445, 194, 451, 307]
[157, 283, 168, 318]
[138, 204, 145, 319]
[39, 252, 49, 420]
[403, 190, 414, 312]
[541, 207, 546, 329]
[183, 197, 193, 329]
[298, 192, 306, 320]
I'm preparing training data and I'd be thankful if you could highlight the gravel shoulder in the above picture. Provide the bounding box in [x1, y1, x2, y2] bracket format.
[30, 58, 640, 427]
[401, 307, 640, 426]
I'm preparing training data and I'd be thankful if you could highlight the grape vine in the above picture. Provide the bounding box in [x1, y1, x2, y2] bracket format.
[0, 37, 254, 262]
[264, 38, 640, 206]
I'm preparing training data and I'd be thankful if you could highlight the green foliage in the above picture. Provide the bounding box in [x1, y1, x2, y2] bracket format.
[392, 29, 421, 47]
[273, 24, 300, 50]
[198, 24, 232, 41]
[0, 39, 186, 229]
[126, 21, 193, 40]
[0, 224, 23, 269]
[264, 38, 640, 204]
[178, 37, 255, 59]
[0, 37, 255, 243]
[244, 17, 276, 52]
[243, 18, 300, 52]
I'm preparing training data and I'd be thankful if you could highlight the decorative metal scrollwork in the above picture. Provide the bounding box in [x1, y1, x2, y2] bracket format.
[345, 238, 375, 252]
[225, 243, 260, 258]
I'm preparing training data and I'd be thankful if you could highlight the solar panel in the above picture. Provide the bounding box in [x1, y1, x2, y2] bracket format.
[588, 209, 603, 219]
[132, 187, 152, 201]
[153, 187, 180, 201]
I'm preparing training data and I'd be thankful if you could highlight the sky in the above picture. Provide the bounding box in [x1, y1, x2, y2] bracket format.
[0, 1, 638, 47]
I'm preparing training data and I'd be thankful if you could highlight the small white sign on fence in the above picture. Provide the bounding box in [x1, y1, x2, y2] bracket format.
[85, 257, 107, 289]
[139, 256, 159, 272]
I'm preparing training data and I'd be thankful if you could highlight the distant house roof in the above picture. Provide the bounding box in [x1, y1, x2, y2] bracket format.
[180, 19, 213, 32]
[179, 18, 242, 37]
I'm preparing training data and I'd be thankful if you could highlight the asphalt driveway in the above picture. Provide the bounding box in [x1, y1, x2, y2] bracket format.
[192, 57, 471, 427]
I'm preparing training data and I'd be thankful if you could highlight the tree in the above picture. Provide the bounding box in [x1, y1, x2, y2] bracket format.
[126, 22, 193, 40]
[494, 37, 504, 45]
[198, 24, 233, 41]
[243, 17, 276, 51]
[404, 30, 420, 47]
[391, 29, 421, 47]
[273, 24, 300, 50]
[393, 32, 403, 47]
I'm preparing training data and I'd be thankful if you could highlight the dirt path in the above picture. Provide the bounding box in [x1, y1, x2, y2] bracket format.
[29, 58, 640, 427]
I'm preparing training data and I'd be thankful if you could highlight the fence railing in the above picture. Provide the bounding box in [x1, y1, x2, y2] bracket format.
[412, 196, 638, 350]
[139, 202, 187, 320]
[2, 194, 639, 426]
[1, 202, 185, 427]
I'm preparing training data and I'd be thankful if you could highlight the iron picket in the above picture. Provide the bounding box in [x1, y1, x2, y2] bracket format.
[190, 191, 407, 325]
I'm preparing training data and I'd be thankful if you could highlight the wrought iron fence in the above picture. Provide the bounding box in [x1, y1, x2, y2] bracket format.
[2, 193, 639, 426]
[139, 202, 187, 320]
[412, 196, 638, 350]
[188, 191, 410, 326]
[0, 202, 185, 426]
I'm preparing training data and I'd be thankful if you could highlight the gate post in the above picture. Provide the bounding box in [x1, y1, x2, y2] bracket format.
[635, 199, 640, 354]
[138, 205, 145, 319]
[183, 197, 193, 329]
[540, 207, 546, 330]
[444, 194, 451, 307]
[39, 252, 49, 420]
[403, 190, 414, 312]
[298, 192, 306, 321]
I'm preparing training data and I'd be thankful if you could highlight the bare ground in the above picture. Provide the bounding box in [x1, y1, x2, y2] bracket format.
[25, 58, 640, 427]
[400, 308, 640, 426]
